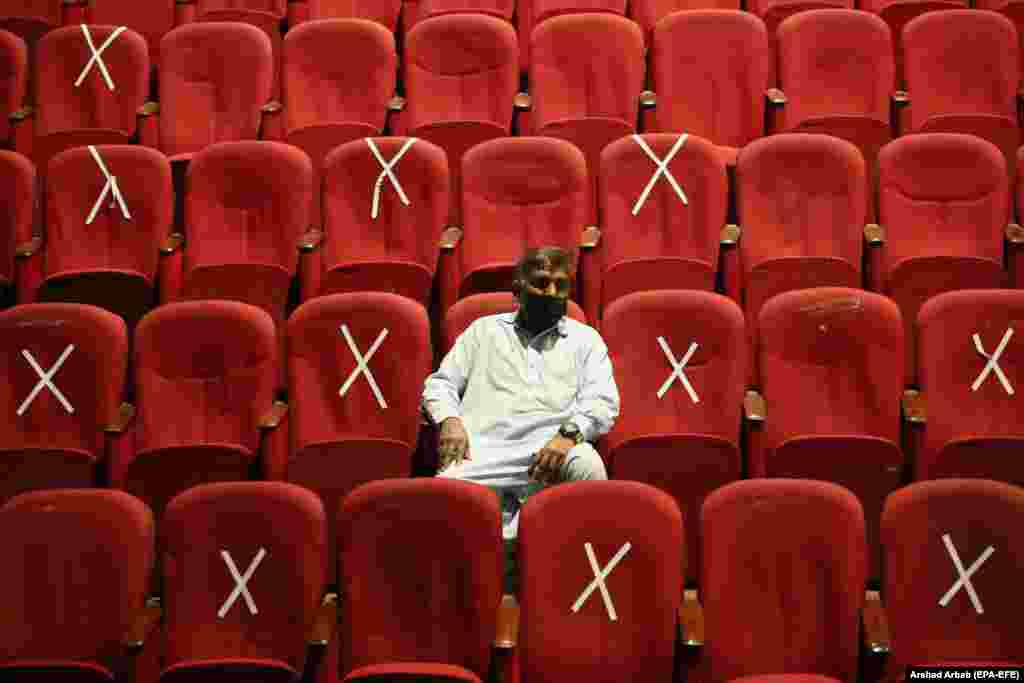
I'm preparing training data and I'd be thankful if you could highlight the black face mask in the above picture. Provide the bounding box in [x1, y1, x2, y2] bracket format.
[519, 289, 568, 334]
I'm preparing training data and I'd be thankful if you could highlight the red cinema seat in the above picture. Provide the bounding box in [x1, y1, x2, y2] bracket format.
[602, 290, 745, 585]
[629, 0, 740, 39]
[518, 481, 683, 683]
[306, 0, 402, 28]
[913, 290, 1024, 485]
[0, 489, 154, 682]
[88, 0, 175, 75]
[440, 136, 589, 317]
[647, 10, 770, 166]
[863, 0, 967, 88]
[748, 0, 852, 85]
[282, 19, 397, 226]
[881, 480, 1024, 673]
[701, 480, 866, 683]
[343, 664, 483, 683]
[36, 144, 172, 329]
[0, 303, 128, 503]
[0, 1, 63, 56]
[287, 292, 431, 575]
[416, 0, 514, 22]
[592, 133, 727, 326]
[517, 0, 626, 74]
[0, 29, 27, 147]
[338, 479, 503, 679]
[901, 11, 1020, 174]
[873, 133, 1011, 384]
[402, 12, 517, 224]
[304, 137, 449, 305]
[975, 0, 1024, 88]
[442, 291, 586, 353]
[111, 301, 285, 515]
[735, 134, 867, 383]
[159, 482, 327, 683]
[749, 288, 904, 579]
[528, 12, 645, 223]
[194, 0, 285, 99]
[0, 150, 34, 298]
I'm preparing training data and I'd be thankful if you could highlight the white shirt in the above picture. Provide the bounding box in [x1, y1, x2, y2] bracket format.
[422, 312, 620, 488]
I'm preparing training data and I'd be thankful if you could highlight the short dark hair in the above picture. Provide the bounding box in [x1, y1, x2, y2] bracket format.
[513, 246, 576, 293]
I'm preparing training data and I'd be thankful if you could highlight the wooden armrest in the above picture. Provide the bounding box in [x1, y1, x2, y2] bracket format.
[175, 0, 194, 4]
[159, 232, 185, 255]
[260, 400, 288, 429]
[862, 590, 891, 654]
[766, 88, 787, 105]
[678, 589, 704, 647]
[514, 92, 532, 111]
[387, 95, 406, 112]
[892, 90, 909, 105]
[439, 226, 463, 250]
[15, 235, 42, 258]
[902, 389, 926, 424]
[580, 226, 601, 249]
[639, 90, 657, 108]
[261, 101, 283, 114]
[744, 390, 766, 423]
[1005, 223, 1024, 244]
[720, 223, 741, 246]
[124, 597, 162, 649]
[137, 101, 160, 117]
[308, 593, 337, 646]
[494, 594, 519, 649]
[298, 228, 324, 252]
[63, 0, 86, 5]
[105, 403, 136, 434]
[9, 106, 34, 123]
[864, 223, 885, 246]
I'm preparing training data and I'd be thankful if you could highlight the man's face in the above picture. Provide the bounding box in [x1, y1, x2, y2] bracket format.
[522, 261, 571, 299]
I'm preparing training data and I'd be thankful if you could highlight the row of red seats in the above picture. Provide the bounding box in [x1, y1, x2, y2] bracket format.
[2, 478, 1021, 683]
[2, 284, 1021, 581]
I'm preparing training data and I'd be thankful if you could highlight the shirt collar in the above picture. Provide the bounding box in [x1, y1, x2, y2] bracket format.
[499, 310, 569, 338]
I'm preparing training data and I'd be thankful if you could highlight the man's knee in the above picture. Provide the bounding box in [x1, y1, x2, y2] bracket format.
[561, 443, 607, 481]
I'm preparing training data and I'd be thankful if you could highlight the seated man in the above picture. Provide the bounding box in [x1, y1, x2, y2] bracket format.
[422, 246, 620, 591]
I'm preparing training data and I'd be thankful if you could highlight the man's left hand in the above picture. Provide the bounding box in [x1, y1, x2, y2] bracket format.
[529, 435, 576, 484]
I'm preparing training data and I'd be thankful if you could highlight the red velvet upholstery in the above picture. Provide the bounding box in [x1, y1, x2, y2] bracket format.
[308, 0, 403, 27]
[113, 301, 279, 514]
[530, 13, 644, 223]
[595, 133, 727, 325]
[881, 479, 1024, 675]
[197, 0, 286, 16]
[0, 30, 26, 146]
[0, 489, 153, 679]
[649, 11, 769, 164]
[33, 25, 149, 169]
[0, 304, 127, 503]
[0, 151, 34, 291]
[736, 134, 866, 383]
[916, 290, 1024, 484]
[404, 13, 517, 224]
[287, 292, 430, 576]
[337, 479, 503, 680]
[159, 23, 273, 159]
[283, 19, 396, 227]
[518, 481, 683, 683]
[755, 288, 903, 579]
[603, 290, 745, 585]
[877, 134, 1010, 384]
[749, 0, 851, 85]
[861, 0, 967, 88]
[629, 0, 740, 38]
[88, 0, 175, 72]
[315, 138, 449, 305]
[195, 6, 283, 100]
[444, 136, 588, 315]
[0, 1, 62, 51]
[702, 480, 866, 683]
[974, 0, 1024, 86]
[180, 141, 311, 338]
[517, 0, 626, 73]
[441, 292, 586, 352]
[344, 663, 483, 683]
[40, 145, 171, 328]
[416, 0, 514, 21]
[903, 10, 1020, 175]
[776, 10, 893, 209]
[160, 482, 326, 681]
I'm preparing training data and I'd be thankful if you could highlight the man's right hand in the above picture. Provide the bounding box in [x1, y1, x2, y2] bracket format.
[438, 417, 471, 470]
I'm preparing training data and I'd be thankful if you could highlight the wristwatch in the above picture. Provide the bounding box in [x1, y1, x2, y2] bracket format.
[558, 421, 585, 445]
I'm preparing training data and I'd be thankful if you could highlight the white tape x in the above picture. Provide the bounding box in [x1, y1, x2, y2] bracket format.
[17, 344, 75, 416]
[971, 328, 1014, 395]
[75, 25, 127, 91]
[938, 533, 994, 615]
[366, 138, 417, 219]
[86, 145, 131, 224]
[218, 548, 266, 618]
[339, 324, 389, 409]
[656, 337, 699, 403]
[631, 134, 688, 215]
[571, 542, 631, 622]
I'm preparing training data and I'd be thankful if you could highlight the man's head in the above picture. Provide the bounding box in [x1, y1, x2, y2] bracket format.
[513, 246, 574, 334]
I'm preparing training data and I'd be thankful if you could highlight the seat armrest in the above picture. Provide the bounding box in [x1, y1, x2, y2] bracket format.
[308, 593, 337, 646]
[744, 390, 766, 423]
[1005, 223, 1024, 245]
[260, 400, 288, 430]
[439, 226, 463, 251]
[124, 597, 162, 649]
[864, 223, 885, 246]
[261, 101, 283, 115]
[721, 223, 741, 246]
[892, 90, 909, 105]
[9, 105, 34, 123]
[298, 228, 324, 252]
[105, 403, 136, 434]
[514, 92, 532, 112]
[388, 95, 406, 113]
[15, 234, 42, 258]
[902, 389, 926, 424]
[137, 101, 160, 117]
[581, 226, 601, 249]
[494, 594, 519, 650]
[639, 90, 657, 109]
[678, 589, 704, 647]
[862, 590, 891, 654]
[766, 88, 787, 106]
[160, 232, 185, 256]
